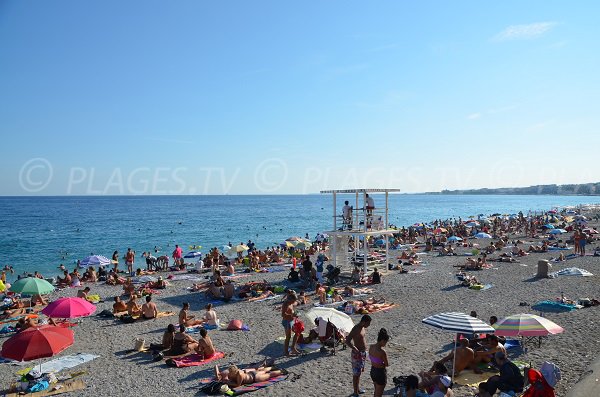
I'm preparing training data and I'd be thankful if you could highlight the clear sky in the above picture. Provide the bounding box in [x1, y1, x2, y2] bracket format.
[1, 1, 598, 195]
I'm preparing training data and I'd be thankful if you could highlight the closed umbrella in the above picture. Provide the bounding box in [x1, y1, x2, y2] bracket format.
[79, 255, 111, 267]
[10, 277, 54, 295]
[1, 325, 74, 361]
[423, 312, 495, 382]
[305, 307, 354, 333]
[41, 297, 96, 319]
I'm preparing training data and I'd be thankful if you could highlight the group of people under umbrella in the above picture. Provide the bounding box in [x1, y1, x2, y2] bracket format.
[423, 311, 563, 396]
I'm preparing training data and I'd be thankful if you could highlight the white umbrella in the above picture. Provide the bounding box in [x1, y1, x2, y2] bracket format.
[305, 307, 354, 333]
[474, 232, 492, 239]
[422, 312, 495, 382]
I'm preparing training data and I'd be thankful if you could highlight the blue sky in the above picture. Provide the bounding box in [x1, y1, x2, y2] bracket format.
[1, 1, 598, 195]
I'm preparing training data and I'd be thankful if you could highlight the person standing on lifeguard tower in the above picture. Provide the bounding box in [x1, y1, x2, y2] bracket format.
[366, 194, 375, 216]
[342, 200, 353, 230]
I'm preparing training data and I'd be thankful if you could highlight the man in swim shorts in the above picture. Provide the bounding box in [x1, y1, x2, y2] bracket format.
[346, 314, 372, 397]
[141, 295, 158, 319]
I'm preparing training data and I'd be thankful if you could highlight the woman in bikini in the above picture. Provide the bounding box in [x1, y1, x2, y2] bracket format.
[215, 364, 284, 387]
[368, 328, 390, 397]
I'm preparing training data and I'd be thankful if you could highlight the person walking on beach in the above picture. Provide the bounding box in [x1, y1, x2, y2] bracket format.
[346, 314, 372, 397]
[125, 248, 135, 275]
[281, 294, 300, 356]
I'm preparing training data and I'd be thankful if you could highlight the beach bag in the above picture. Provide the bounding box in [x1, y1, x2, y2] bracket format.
[165, 358, 177, 367]
[199, 381, 228, 395]
[134, 338, 145, 351]
[121, 315, 136, 324]
[227, 319, 243, 330]
[540, 361, 561, 388]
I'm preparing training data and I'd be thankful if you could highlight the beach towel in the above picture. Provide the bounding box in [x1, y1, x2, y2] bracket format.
[5, 379, 86, 397]
[16, 353, 99, 376]
[168, 274, 204, 282]
[453, 370, 497, 386]
[0, 313, 38, 325]
[199, 374, 288, 395]
[549, 267, 593, 277]
[531, 300, 577, 313]
[167, 351, 225, 368]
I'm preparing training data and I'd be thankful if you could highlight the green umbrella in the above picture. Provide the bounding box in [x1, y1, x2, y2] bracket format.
[9, 277, 54, 295]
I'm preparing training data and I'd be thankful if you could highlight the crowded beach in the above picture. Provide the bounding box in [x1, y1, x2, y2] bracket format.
[1, 199, 599, 397]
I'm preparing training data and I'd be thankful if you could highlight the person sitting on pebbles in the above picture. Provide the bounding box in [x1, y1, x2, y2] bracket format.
[126, 295, 142, 317]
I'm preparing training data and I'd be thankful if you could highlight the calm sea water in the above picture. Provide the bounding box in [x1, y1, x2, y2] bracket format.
[0, 194, 596, 280]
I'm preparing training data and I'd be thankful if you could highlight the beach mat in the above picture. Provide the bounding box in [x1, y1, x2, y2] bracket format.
[276, 337, 323, 353]
[16, 353, 99, 376]
[5, 379, 86, 397]
[453, 370, 497, 386]
[199, 374, 288, 395]
[167, 351, 225, 368]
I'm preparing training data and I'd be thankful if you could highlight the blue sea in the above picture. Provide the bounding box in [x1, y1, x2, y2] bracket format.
[0, 194, 596, 280]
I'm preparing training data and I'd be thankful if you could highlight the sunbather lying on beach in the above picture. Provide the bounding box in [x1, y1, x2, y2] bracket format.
[214, 364, 284, 388]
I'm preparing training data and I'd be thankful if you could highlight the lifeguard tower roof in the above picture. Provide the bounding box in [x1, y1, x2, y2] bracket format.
[320, 188, 400, 194]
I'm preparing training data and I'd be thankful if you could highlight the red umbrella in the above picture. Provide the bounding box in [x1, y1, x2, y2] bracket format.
[1, 325, 74, 361]
[41, 297, 96, 319]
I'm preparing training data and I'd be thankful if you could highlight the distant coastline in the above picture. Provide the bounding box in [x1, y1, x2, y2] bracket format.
[425, 182, 600, 196]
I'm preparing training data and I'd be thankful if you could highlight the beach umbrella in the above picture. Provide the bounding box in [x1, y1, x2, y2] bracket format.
[9, 277, 54, 295]
[422, 312, 495, 382]
[549, 229, 567, 235]
[41, 297, 96, 319]
[183, 251, 202, 258]
[542, 224, 555, 229]
[433, 228, 447, 234]
[286, 236, 307, 243]
[474, 232, 492, 239]
[231, 244, 249, 253]
[282, 241, 296, 248]
[0, 280, 6, 292]
[294, 241, 312, 250]
[583, 228, 598, 235]
[305, 307, 354, 333]
[1, 325, 74, 361]
[79, 255, 111, 267]
[447, 236, 462, 242]
[465, 222, 479, 228]
[493, 314, 564, 337]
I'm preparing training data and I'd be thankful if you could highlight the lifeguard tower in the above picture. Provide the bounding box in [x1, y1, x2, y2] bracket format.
[320, 189, 400, 273]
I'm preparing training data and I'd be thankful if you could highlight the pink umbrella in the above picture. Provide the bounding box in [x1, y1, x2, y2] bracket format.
[41, 297, 96, 319]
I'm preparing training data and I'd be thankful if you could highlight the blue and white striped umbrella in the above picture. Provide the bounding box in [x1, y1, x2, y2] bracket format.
[183, 251, 202, 258]
[422, 312, 495, 335]
[79, 255, 111, 267]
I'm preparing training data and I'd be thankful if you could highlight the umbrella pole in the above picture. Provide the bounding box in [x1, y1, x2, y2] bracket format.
[451, 334, 458, 383]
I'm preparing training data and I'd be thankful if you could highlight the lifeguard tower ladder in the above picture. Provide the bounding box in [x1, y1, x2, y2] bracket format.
[320, 189, 400, 273]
